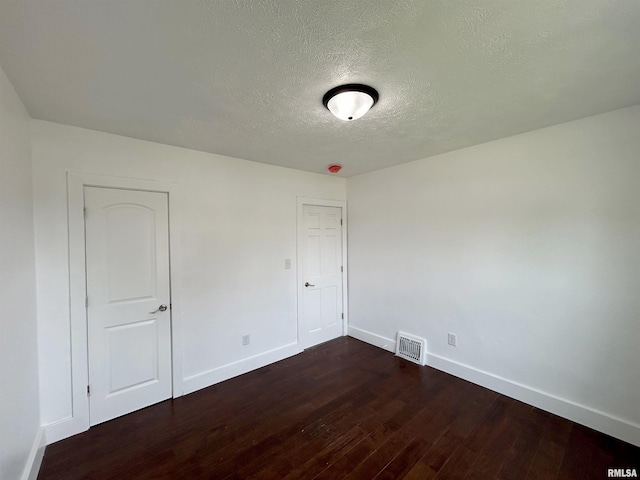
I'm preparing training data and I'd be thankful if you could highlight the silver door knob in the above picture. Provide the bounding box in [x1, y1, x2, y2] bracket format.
[149, 304, 168, 314]
[304, 282, 315, 287]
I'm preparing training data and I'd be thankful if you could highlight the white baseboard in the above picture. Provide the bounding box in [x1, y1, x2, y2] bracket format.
[348, 325, 396, 353]
[182, 342, 302, 395]
[348, 327, 640, 448]
[43, 415, 88, 445]
[21, 427, 46, 480]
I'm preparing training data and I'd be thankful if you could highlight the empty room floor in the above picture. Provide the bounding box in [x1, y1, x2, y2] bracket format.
[38, 337, 639, 479]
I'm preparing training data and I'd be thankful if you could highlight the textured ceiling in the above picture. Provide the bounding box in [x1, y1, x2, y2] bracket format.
[1, 1, 639, 176]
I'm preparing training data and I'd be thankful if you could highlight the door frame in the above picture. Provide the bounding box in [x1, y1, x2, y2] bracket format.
[296, 197, 348, 345]
[67, 172, 184, 437]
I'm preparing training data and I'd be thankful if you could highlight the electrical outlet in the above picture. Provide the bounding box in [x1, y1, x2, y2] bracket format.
[447, 333, 457, 347]
[242, 335, 250, 346]
[284, 259, 291, 269]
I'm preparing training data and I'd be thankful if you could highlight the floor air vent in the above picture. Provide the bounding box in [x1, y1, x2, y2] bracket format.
[396, 331, 427, 366]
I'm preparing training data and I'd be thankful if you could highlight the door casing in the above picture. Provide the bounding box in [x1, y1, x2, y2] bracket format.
[296, 197, 348, 346]
[62, 172, 184, 442]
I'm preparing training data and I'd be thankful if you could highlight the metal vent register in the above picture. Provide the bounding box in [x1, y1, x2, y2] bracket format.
[396, 331, 427, 366]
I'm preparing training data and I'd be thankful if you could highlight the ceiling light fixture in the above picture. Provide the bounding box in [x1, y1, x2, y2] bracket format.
[323, 84, 379, 121]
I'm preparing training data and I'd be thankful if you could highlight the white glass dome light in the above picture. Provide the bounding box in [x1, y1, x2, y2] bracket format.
[323, 84, 379, 121]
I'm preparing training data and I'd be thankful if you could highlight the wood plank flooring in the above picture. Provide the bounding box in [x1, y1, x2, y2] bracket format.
[38, 337, 639, 479]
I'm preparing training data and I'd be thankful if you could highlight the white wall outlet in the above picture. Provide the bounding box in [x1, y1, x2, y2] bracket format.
[284, 259, 291, 269]
[448, 333, 457, 347]
[242, 334, 250, 346]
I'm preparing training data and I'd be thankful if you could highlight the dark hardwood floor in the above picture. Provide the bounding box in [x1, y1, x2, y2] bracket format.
[38, 337, 639, 479]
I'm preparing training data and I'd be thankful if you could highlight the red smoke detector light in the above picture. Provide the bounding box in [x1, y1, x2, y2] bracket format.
[328, 165, 342, 173]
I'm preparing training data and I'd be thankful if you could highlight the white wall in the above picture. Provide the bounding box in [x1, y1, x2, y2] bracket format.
[0, 65, 43, 478]
[347, 105, 640, 446]
[31, 120, 346, 441]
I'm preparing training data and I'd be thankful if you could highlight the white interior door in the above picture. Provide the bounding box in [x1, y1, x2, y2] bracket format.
[298, 204, 344, 349]
[85, 187, 172, 425]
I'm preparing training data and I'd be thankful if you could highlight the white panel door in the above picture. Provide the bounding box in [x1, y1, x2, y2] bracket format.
[85, 187, 172, 425]
[299, 205, 344, 348]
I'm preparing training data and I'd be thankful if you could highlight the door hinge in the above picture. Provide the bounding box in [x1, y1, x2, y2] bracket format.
[341, 266, 343, 273]
[341, 313, 344, 319]
[340, 219, 343, 225]
[85, 297, 88, 308]
[87, 385, 90, 397]
[83, 207, 87, 219]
